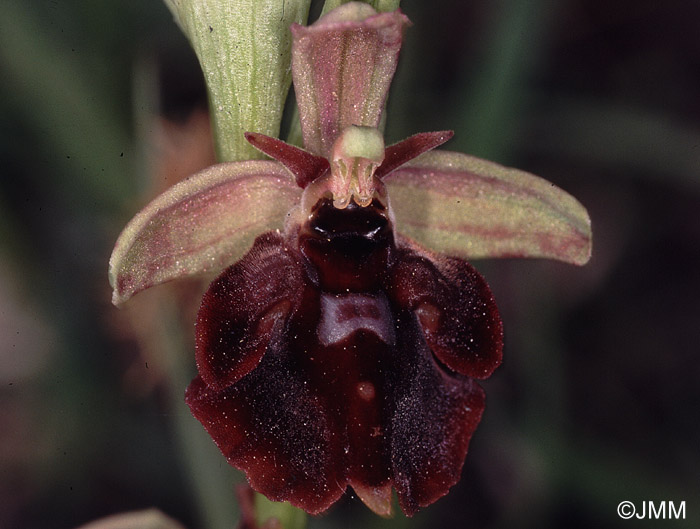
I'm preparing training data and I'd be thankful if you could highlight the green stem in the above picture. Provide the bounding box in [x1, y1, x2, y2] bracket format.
[255, 493, 308, 529]
[157, 290, 241, 529]
[163, 0, 313, 162]
[455, 0, 559, 162]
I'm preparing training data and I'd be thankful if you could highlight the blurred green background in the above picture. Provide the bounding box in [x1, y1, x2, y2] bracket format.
[1, 1, 699, 528]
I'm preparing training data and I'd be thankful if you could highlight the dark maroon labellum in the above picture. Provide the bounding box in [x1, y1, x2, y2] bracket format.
[186, 195, 503, 516]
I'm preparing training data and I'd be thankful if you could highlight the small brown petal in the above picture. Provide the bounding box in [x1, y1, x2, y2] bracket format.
[376, 130, 453, 179]
[245, 132, 329, 189]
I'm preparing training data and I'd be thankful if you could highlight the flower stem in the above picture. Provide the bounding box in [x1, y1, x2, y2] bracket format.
[255, 493, 307, 529]
[157, 290, 241, 529]
[164, 0, 312, 162]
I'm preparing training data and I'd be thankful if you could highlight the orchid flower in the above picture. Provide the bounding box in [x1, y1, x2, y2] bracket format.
[109, 2, 591, 518]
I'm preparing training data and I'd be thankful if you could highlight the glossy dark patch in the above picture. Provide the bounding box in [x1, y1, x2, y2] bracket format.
[298, 199, 394, 293]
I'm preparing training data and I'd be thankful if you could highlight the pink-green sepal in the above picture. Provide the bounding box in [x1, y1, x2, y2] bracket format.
[385, 151, 592, 265]
[109, 161, 301, 306]
[291, 3, 410, 158]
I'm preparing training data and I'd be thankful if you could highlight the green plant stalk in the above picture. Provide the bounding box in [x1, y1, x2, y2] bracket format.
[456, 0, 559, 162]
[154, 289, 241, 529]
[256, 494, 308, 529]
[163, 0, 312, 162]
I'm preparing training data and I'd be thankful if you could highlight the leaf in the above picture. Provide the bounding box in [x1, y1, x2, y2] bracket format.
[163, 0, 313, 161]
[109, 161, 301, 305]
[385, 151, 592, 264]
